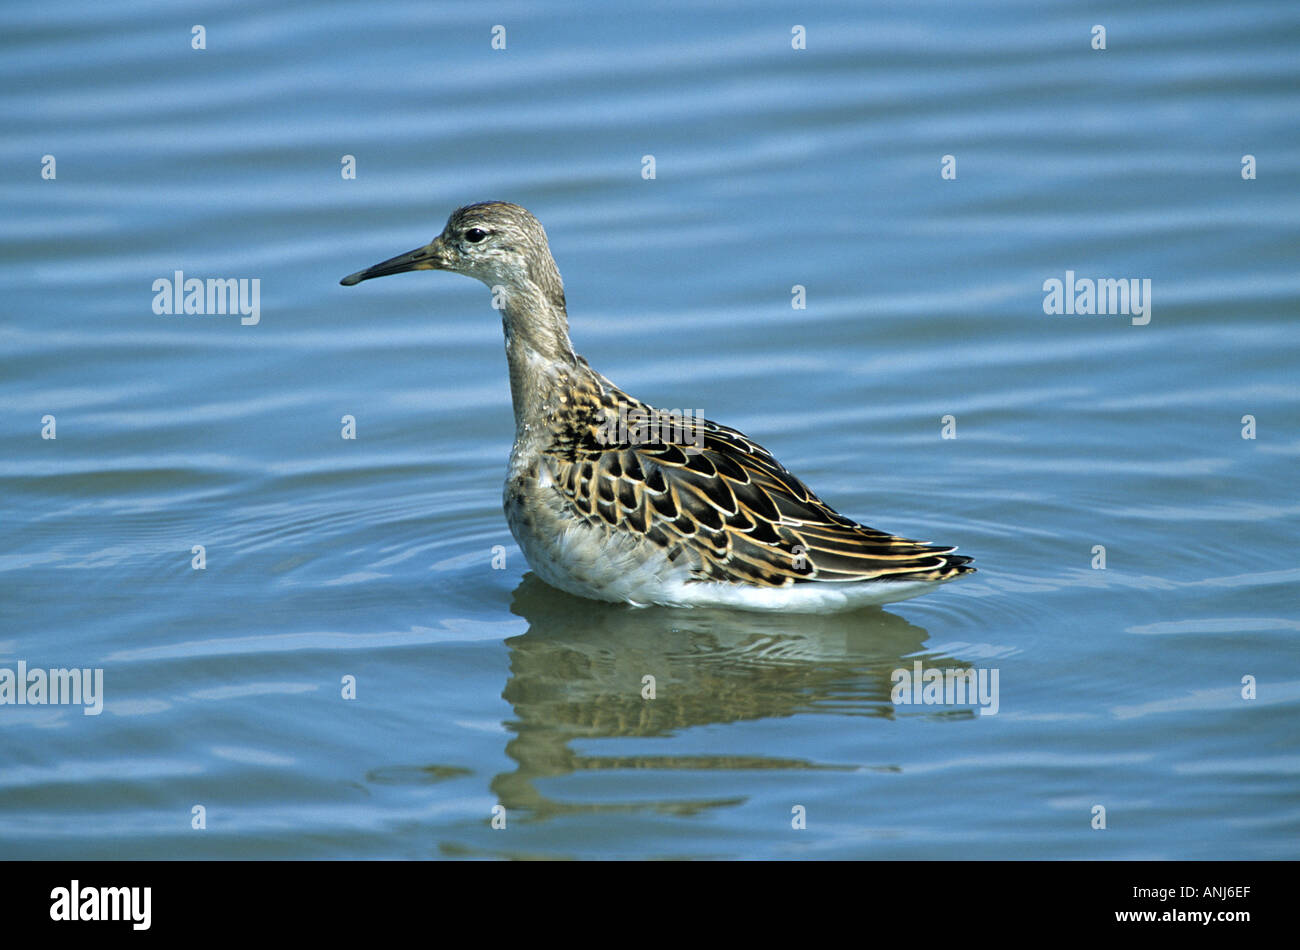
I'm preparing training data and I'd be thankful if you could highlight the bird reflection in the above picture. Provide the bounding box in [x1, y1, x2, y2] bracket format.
[489, 575, 972, 820]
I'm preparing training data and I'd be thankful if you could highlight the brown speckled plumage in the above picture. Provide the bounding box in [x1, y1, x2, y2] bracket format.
[342, 202, 974, 610]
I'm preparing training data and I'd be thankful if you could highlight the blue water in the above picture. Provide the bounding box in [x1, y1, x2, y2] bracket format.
[1, 0, 1298, 859]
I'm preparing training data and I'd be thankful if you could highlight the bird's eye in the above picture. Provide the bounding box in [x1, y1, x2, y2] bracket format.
[464, 228, 488, 244]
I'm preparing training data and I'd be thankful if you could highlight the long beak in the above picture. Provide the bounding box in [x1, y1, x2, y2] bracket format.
[340, 239, 447, 286]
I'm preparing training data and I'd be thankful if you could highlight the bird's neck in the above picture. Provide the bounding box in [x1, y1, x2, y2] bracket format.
[500, 283, 582, 443]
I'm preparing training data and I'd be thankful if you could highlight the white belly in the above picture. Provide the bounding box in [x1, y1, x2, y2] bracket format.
[505, 478, 687, 605]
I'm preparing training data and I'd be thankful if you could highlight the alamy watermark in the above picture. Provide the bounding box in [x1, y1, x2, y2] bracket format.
[0, 661, 104, 715]
[596, 403, 704, 452]
[1042, 270, 1151, 325]
[50, 880, 150, 930]
[891, 661, 999, 716]
[152, 271, 260, 325]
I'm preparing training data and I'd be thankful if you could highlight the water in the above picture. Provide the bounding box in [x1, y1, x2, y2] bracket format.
[2, 0, 1297, 859]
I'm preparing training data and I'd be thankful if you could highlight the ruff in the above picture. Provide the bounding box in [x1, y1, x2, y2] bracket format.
[342, 201, 974, 611]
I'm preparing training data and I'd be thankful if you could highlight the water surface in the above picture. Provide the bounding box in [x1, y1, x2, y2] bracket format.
[1, 0, 1298, 859]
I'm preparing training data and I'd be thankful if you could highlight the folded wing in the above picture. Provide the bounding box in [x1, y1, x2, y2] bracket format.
[547, 379, 974, 588]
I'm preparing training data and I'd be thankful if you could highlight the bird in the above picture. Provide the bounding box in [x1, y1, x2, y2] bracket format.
[341, 201, 973, 611]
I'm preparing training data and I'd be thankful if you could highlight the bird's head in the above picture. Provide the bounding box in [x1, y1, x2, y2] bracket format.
[340, 201, 562, 305]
